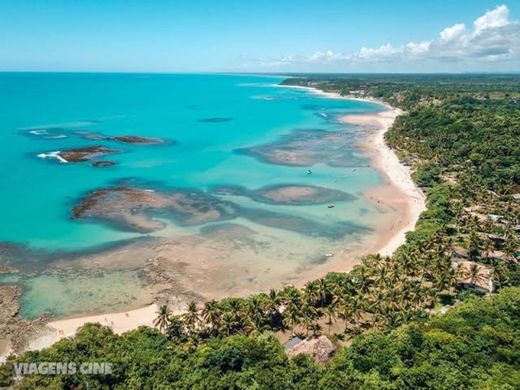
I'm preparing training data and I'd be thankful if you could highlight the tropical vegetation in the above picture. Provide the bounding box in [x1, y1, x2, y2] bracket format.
[2, 74, 519, 388]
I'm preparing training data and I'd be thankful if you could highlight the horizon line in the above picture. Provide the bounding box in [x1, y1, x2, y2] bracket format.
[0, 70, 519, 76]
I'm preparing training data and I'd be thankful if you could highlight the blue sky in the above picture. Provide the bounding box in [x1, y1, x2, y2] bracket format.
[0, 0, 518, 72]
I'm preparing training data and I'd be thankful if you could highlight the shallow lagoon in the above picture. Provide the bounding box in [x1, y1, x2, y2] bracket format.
[0, 73, 386, 318]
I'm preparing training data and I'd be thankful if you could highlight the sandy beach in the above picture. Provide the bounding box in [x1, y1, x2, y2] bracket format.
[341, 109, 426, 256]
[3, 87, 425, 358]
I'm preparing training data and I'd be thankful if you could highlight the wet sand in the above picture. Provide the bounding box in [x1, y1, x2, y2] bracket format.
[7, 88, 425, 356]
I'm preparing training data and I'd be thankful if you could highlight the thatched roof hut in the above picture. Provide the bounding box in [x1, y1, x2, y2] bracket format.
[286, 335, 336, 363]
[457, 260, 494, 292]
[451, 246, 469, 259]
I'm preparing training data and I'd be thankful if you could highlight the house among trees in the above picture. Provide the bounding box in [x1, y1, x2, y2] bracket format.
[456, 261, 494, 293]
[487, 233, 506, 247]
[285, 335, 336, 363]
[451, 246, 468, 260]
[283, 336, 303, 351]
[486, 250, 512, 263]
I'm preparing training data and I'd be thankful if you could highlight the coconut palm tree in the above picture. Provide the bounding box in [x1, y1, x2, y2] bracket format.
[228, 299, 246, 332]
[247, 295, 266, 331]
[281, 289, 303, 336]
[201, 300, 221, 332]
[300, 303, 318, 337]
[165, 314, 186, 341]
[352, 265, 371, 295]
[153, 305, 171, 333]
[464, 264, 487, 287]
[219, 311, 238, 336]
[265, 289, 280, 313]
[349, 295, 365, 331]
[324, 304, 336, 334]
[467, 230, 482, 260]
[183, 301, 200, 334]
[310, 323, 322, 337]
[315, 278, 329, 307]
[264, 289, 282, 328]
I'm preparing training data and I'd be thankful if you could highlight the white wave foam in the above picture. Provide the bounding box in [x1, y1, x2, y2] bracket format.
[37, 151, 68, 164]
[29, 129, 48, 135]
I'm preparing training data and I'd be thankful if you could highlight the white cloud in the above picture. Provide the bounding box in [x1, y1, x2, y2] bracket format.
[439, 23, 467, 41]
[405, 41, 432, 55]
[474, 4, 509, 33]
[353, 4, 519, 63]
[358, 44, 401, 60]
[259, 4, 520, 70]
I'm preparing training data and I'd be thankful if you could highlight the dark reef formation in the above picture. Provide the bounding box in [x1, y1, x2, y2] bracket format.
[34, 128, 173, 167]
[58, 145, 120, 163]
[198, 117, 233, 123]
[71, 184, 368, 239]
[72, 187, 239, 233]
[0, 284, 50, 354]
[108, 135, 165, 145]
[91, 160, 116, 168]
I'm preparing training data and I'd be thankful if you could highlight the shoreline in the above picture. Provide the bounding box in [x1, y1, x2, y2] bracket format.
[3, 85, 425, 358]
[341, 110, 426, 256]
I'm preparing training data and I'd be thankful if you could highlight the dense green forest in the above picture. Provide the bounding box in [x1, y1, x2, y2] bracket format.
[2, 288, 519, 389]
[2, 74, 519, 388]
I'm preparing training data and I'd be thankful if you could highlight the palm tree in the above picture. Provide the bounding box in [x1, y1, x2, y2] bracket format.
[503, 226, 519, 262]
[407, 282, 426, 310]
[310, 323, 322, 337]
[325, 305, 336, 334]
[166, 314, 186, 341]
[304, 282, 318, 307]
[467, 230, 482, 260]
[491, 263, 510, 289]
[183, 301, 200, 334]
[265, 289, 280, 312]
[337, 295, 353, 333]
[153, 304, 171, 333]
[201, 300, 221, 332]
[219, 311, 236, 336]
[348, 295, 365, 332]
[228, 299, 247, 333]
[464, 264, 486, 287]
[263, 289, 282, 329]
[352, 265, 371, 295]
[283, 304, 302, 336]
[281, 289, 303, 336]
[315, 278, 329, 307]
[247, 295, 266, 331]
[300, 303, 318, 337]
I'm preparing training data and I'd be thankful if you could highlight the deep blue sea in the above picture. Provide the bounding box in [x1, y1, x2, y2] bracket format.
[0, 73, 386, 318]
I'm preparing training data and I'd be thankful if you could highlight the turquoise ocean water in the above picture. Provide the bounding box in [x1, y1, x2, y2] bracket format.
[0, 73, 384, 318]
